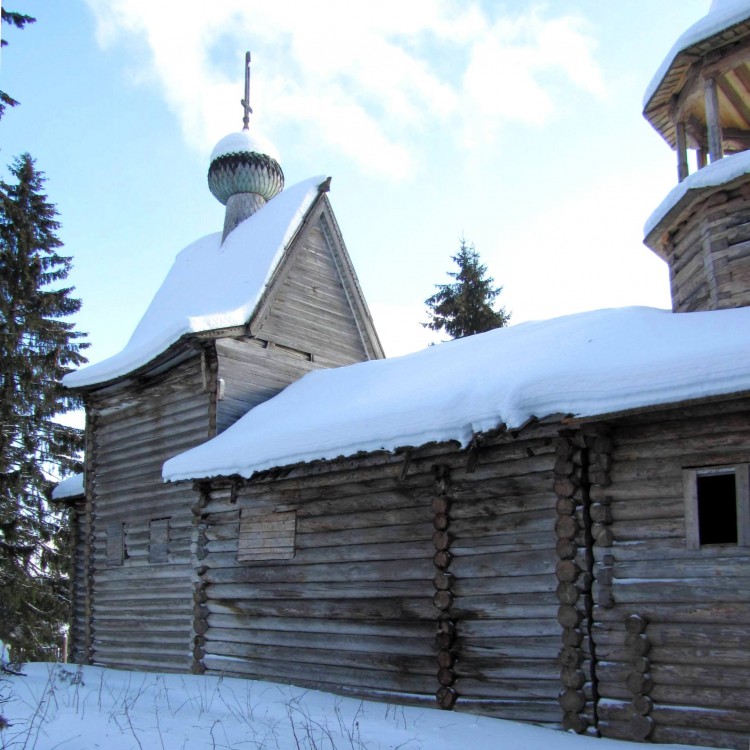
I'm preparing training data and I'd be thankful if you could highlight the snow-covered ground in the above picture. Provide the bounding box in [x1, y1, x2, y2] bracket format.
[0, 664, 720, 750]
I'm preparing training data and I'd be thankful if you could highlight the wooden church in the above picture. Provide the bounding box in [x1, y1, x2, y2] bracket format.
[61, 58, 384, 673]
[61, 4, 750, 749]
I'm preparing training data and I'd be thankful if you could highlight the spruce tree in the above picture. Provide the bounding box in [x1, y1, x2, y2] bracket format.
[424, 239, 510, 339]
[0, 154, 87, 661]
[0, 9, 36, 120]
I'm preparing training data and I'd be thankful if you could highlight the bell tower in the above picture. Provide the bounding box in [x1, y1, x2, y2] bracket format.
[644, 2, 750, 312]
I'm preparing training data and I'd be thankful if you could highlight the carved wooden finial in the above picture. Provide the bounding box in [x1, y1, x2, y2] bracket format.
[241, 51, 253, 130]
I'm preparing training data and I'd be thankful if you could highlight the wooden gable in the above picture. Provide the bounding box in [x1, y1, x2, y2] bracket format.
[247, 193, 384, 366]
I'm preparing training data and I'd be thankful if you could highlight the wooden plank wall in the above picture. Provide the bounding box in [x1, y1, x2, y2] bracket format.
[448, 427, 562, 725]
[667, 186, 750, 312]
[253, 217, 371, 367]
[592, 400, 750, 750]
[215, 338, 321, 434]
[88, 356, 211, 672]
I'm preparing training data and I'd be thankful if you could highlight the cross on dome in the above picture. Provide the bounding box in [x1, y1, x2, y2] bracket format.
[241, 51, 252, 131]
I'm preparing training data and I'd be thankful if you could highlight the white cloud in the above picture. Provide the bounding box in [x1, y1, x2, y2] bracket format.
[85, 0, 605, 179]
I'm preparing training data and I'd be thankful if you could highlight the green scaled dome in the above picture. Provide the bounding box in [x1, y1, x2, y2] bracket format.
[207, 130, 285, 206]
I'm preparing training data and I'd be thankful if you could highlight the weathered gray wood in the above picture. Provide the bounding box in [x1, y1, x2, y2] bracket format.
[86, 356, 210, 671]
[705, 75, 724, 163]
[676, 120, 689, 181]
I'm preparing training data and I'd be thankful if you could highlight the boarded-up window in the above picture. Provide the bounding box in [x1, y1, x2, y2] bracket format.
[684, 464, 750, 548]
[238, 509, 296, 562]
[106, 522, 124, 567]
[149, 518, 170, 563]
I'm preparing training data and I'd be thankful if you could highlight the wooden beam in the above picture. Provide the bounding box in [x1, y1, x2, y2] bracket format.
[705, 76, 724, 162]
[669, 61, 704, 125]
[703, 39, 750, 81]
[734, 63, 750, 99]
[717, 76, 750, 129]
[676, 121, 689, 182]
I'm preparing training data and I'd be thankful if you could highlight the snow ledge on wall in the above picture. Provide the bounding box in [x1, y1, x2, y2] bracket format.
[644, 149, 750, 238]
[52, 473, 84, 500]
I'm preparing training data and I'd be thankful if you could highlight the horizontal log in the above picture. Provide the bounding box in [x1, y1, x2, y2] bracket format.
[457, 637, 560, 660]
[646, 621, 750, 649]
[456, 677, 558, 700]
[205, 546, 434, 575]
[610, 577, 750, 604]
[451, 548, 554, 579]
[207, 580, 428, 601]
[651, 724, 749, 750]
[460, 618, 560, 639]
[651, 683, 750, 711]
[652, 703, 750, 732]
[650, 644, 750, 668]
[651, 661, 750, 689]
[201, 654, 434, 695]
[593, 538, 750, 563]
[613, 556, 750, 580]
[455, 698, 560, 724]
[453, 574, 555, 597]
[207, 597, 435, 620]
[207, 638, 435, 676]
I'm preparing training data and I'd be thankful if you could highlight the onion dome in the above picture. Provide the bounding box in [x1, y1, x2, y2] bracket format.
[207, 129, 284, 206]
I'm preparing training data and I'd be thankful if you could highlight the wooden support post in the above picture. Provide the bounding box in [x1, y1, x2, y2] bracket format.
[676, 121, 689, 182]
[705, 76, 724, 163]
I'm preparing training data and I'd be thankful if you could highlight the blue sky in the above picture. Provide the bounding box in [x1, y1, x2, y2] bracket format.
[1, 0, 710, 367]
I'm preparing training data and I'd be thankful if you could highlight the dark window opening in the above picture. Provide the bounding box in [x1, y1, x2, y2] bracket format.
[697, 472, 737, 545]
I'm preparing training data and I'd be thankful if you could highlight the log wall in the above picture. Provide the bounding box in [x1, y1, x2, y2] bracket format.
[86, 355, 212, 672]
[661, 181, 750, 312]
[68, 494, 89, 664]
[592, 400, 750, 750]
[194, 459, 438, 700]
[195, 425, 562, 723]
[447, 428, 561, 725]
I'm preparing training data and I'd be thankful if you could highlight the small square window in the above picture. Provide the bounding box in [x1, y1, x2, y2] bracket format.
[684, 464, 750, 549]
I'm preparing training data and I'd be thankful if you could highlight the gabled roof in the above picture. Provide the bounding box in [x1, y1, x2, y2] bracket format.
[163, 305, 750, 482]
[64, 176, 327, 389]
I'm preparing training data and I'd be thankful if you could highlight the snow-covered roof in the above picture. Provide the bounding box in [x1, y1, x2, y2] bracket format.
[644, 0, 750, 109]
[64, 176, 325, 389]
[210, 129, 281, 164]
[645, 149, 750, 240]
[163, 305, 750, 482]
[52, 473, 84, 500]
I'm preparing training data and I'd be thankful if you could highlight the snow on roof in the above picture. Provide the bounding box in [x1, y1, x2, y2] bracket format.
[644, 0, 750, 109]
[163, 305, 750, 482]
[210, 129, 281, 164]
[645, 149, 750, 238]
[64, 176, 325, 389]
[52, 473, 84, 500]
